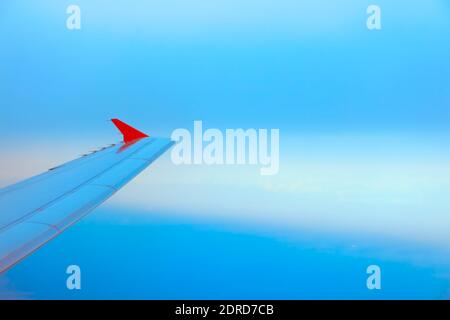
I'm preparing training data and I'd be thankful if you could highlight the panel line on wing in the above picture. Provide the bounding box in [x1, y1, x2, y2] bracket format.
[0, 143, 120, 196]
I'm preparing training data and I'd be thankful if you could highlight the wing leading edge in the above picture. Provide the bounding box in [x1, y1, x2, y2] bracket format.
[0, 120, 174, 273]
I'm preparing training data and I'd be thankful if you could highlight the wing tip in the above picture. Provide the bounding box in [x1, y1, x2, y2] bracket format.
[111, 118, 149, 143]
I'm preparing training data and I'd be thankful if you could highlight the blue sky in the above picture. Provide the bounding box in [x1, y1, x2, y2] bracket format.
[1, 0, 449, 135]
[1, 0, 450, 299]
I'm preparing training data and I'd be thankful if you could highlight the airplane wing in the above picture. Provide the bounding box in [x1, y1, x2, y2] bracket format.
[0, 119, 174, 273]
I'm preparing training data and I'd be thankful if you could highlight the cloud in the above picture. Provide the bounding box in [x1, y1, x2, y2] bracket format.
[107, 134, 450, 247]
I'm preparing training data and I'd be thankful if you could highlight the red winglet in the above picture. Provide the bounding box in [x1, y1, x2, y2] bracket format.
[111, 118, 149, 143]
